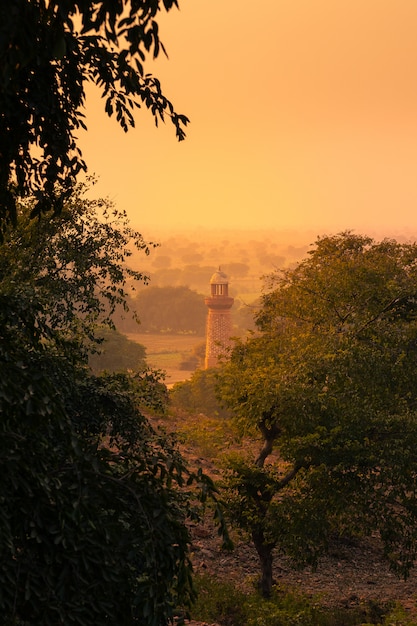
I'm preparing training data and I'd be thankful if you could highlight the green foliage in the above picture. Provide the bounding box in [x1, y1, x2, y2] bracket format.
[177, 340, 205, 371]
[218, 232, 417, 595]
[89, 326, 147, 374]
[130, 285, 207, 334]
[0, 189, 229, 624]
[191, 574, 398, 626]
[175, 413, 238, 461]
[0, 327, 197, 624]
[244, 592, 323, 626]
[222, 455, 282, 541]
[170, 368, 232, 419]
[178, 353, 199, 371]
[0, 180, 154, 356]
[378, 604, 417, 625]
[191, 573, 247, 625]
[233, 297, 259, 334]
[0, 0, 188, 232]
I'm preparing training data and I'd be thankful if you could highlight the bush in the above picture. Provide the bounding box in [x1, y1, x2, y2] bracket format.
[88, 326, 147, 374]
[191, 573, 247, 625]
[190, 573, 406, 626]
[170, 368, 231, 418]
[132, 285, 207, 334]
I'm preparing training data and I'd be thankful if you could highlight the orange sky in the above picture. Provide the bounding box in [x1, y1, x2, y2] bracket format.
[79, 0, 417, 238]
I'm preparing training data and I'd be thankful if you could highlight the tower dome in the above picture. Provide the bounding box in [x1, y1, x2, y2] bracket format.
[210, 269, 228, 284]
[209, 268, 230, 297]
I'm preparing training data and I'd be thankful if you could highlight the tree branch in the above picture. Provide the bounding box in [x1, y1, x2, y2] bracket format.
[276, 461, 305, 490]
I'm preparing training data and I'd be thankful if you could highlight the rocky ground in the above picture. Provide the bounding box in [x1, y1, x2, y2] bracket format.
[186, 520, 417, 624]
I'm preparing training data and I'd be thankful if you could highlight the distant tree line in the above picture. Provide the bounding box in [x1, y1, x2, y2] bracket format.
[115, 286, 257, 337]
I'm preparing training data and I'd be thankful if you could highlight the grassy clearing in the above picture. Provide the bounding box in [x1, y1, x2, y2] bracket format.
[126, 332, 205, 385]
[126, 332, 204, 355]
[147, 352, 181, 368]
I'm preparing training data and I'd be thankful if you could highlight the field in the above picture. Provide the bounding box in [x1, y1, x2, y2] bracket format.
[126, 332, 205, 386]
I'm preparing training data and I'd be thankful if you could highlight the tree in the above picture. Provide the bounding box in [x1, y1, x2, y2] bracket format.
[178, 341, 206, 371]
[151, 265, 215, 293]
[0, 0, 188, 233]
[88, 326, 147, 374]
[170, 368, 232, 419]
[0, 188, 228, 624]
[132, 285, 207, 334]
[0, 332, 195, 624]
[0, 179, 155, 355]
[218, 232, 417, 597]
[225, 262, 249, 279]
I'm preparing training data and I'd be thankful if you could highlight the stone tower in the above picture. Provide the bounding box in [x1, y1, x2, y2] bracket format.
[204, 268, 234, 369]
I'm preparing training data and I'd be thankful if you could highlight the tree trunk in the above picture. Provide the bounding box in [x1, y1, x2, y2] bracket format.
[255, 417, 280, 467]
[252, 529, 274, 598]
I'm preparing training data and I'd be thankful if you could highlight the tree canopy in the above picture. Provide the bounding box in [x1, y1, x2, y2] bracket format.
[88, 326, 147, 374]
[218, 232, 417, 596]
[0, 179, 154, 355]
[0, 0, 188, 233]
[128, 285, 207, 334]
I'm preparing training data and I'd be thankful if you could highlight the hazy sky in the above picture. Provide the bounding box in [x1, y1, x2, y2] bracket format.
[80, 0, 417, 237]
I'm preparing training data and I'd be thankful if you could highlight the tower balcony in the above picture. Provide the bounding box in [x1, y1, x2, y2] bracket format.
[204, 295, 234, 310]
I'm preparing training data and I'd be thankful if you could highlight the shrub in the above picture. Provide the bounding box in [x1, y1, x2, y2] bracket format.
[170, 368, 231, 418]
[189, 573, 406, 626]
[191, 573, 247, 625]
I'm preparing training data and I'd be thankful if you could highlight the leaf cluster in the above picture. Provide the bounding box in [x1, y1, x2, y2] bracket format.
[0, 0, 189, 233]
[0, 329, 196, 624]
[170, 368, 232, 419]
